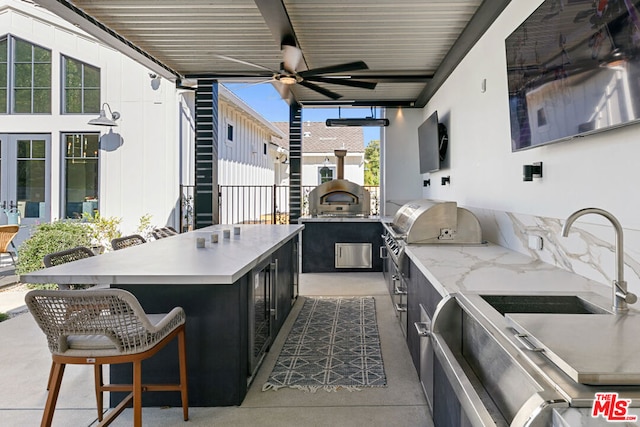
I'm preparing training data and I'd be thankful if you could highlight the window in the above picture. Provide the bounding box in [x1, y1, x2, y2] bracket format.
[12, 37, 51, 114]
[0, 38, 7, 114]
[263, 142, 267, 155]
[62, 56, 100, 114]
[63, 133, 99, 218]
[318, 166, 335, 184]
[226, 123, 234, 142]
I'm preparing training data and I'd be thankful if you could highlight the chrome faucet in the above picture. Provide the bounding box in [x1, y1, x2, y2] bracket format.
[562, 208, 637, 313]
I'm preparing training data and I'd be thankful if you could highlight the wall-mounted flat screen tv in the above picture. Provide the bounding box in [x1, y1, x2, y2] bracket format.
[506, 0, 640, 151]
[418, 110, 448, 173]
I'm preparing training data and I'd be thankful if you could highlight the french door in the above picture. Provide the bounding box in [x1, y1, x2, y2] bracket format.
[0, 134, 51, 225]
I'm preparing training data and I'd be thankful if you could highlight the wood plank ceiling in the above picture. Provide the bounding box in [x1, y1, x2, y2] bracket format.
[34, 0, 511, 107]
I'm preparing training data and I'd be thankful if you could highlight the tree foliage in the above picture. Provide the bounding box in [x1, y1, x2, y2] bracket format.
[364, 140, 380, 186]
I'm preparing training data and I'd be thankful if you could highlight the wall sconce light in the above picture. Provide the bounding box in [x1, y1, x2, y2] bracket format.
[88, 103, 121, 127]
[441, 176, 450, 185]
[523, 162, 543, 181]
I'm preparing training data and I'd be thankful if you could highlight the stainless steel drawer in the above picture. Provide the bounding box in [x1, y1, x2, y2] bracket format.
[335, 243, 372, 268]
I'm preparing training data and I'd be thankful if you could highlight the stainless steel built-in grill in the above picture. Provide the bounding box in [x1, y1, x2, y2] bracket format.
[382, 199, 483, 338]
[382, 200, 483, 266]
[308, 149, 371, 217]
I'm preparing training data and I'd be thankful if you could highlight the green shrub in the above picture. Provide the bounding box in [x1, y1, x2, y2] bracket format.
[0, 312, 8, 322]
[82, 212, 122, 251]
[16, 220, 93, 289]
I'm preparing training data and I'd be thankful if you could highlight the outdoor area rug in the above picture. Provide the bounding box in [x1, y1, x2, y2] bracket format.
[262, 297, 387, 392]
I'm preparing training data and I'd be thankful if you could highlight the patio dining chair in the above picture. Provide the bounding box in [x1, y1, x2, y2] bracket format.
[0, 224, 19, 266]
[25, 288, 189, 427]
[111, 234, 146, 250]
[43, 246, 95, 290]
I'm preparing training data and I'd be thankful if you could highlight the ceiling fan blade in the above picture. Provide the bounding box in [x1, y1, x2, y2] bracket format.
[298, 61, 369, 78]
[282, 44, 303, 73]
[304, 76, 377, 90]
[298, 80, 343, 100]
[212, 54, 276, 73]
[232, 79, 277, 89]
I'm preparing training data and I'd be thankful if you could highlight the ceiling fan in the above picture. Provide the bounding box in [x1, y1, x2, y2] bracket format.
[213, 44, 377, 100]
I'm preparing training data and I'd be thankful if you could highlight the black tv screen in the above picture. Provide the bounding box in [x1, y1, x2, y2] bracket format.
[418, 111, 442, 173]
[506, 0, 640, 151]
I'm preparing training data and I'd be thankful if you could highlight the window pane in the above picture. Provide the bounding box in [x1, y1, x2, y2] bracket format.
[33, 63, 50, 87]
[14, 63, 31, 87]
[33, 89, 50, 113]
[65, 58, 81, 87]
[17, 159, 46, 218]
[84, 65, 100, 87]
[65, 89, 81, 113]
[32, 140, 46, 158]
[85, 135, 99, 156]
[0, 63, 6, 85]
[14, 39, 31, 62]
[33, 45, 50, 63]
[17, 140, 29, 158]
[0, 89, 6, 114]
[0, 39, 7, 62]
[13, 89, 31, 113]
[84, 89, 99, 112]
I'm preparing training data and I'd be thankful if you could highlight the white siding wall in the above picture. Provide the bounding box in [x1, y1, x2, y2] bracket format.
[0, 2, 184, 237]
[217, 101, 276, 186]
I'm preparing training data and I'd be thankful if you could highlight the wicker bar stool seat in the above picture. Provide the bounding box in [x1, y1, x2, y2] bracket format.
[111, 234, 146, 250]
[26, 289, 189, 427]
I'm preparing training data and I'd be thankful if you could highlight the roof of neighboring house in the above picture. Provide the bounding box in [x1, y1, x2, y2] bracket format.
[273, 122, 364, 153]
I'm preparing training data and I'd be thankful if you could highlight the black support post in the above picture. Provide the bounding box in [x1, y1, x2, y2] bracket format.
[194, 80, 219, 228]
[288, 102, 302, 222]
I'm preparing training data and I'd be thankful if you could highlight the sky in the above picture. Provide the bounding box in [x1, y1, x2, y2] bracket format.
[225, 83, 382, 146]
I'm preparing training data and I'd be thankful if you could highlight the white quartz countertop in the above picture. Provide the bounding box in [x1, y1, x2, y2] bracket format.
[405, 243, 612, 299]
[21, 224, 303, 286]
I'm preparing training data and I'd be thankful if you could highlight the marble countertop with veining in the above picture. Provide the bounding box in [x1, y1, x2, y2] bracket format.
[405, 243, 612, 299]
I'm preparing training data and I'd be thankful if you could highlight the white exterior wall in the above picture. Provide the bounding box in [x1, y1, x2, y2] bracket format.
[380, 108, 423, 216]
[301, 153, 364, 186]
[385, 0, 640, 296]
[0, 1, 185, 237]
[217, 102, 277, 186]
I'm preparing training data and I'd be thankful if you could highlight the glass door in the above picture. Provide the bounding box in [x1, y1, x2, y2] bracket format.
[0, 134, 51, 225]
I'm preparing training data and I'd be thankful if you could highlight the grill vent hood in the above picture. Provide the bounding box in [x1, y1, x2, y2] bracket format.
[390, 199, 482, 244]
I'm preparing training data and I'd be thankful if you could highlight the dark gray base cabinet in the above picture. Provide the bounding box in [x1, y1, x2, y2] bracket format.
[110, 238, 298, 408]
[301, 221, 383, 273]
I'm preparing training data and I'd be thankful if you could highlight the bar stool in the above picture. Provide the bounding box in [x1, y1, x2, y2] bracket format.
[26, 289, 189, 427]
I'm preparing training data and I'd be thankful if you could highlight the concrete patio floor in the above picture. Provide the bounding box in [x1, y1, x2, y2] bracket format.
[0, 273, 432, 426]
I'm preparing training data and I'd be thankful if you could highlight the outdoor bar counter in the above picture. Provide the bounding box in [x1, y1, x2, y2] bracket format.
[21, 224, 303, 407]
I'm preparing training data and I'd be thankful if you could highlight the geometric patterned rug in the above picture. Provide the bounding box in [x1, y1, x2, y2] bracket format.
[262, 297, 387, 392]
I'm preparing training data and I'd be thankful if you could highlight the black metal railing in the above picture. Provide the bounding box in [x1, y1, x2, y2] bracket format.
[218, 184, 380, 225]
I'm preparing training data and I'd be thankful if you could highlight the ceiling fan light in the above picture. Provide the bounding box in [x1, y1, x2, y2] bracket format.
[279, 75, 297, 85]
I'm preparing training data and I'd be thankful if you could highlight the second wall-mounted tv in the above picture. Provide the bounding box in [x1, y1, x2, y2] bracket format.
[418, 110, 448, 173]
[506, 0, 640, 151]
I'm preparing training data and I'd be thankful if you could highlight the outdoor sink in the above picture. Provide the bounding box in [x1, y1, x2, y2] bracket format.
[480, 294, 610, 316]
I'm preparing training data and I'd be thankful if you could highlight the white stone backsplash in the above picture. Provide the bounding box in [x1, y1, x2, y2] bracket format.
[467, 206, 640, 298]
